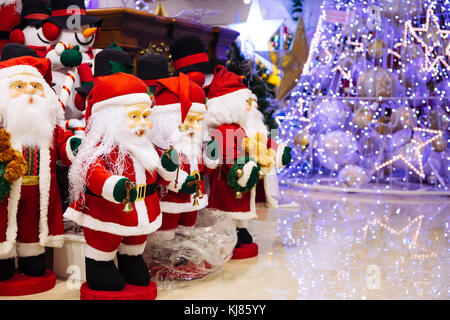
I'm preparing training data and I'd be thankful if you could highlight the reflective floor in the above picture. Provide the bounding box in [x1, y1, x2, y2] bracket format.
[1, 186, 448, 300]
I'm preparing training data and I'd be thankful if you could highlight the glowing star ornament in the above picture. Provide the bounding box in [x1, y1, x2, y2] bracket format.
[395, 2, 450, 77]
[374, 127, 444, 179]
[228, 0, 283, 52]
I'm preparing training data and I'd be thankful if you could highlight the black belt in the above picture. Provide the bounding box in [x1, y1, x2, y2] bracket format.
[86, 182, 158, 199]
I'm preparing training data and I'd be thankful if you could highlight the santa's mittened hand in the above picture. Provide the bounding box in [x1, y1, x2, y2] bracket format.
[205, 139, 219, 161]
[161, 149, 179, 172]
[69, 137, 83, 156]
[113, 178, 137, 204]
[179, 175, 198, 194]
[60, 45, 83, 67]
[282, 146, 292, 166]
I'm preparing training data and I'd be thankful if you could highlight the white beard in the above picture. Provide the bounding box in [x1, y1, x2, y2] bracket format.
[3, 94, 56, 147]
[120, 125, 162, 172]
[170, 129, 203, 169]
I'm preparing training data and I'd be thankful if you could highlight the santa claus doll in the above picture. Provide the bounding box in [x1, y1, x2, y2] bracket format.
[0, 56, 81, 281]
[9, 0, 52, 58]
[150, 73, 220, 234]
[64, 73, 194, 293]
[205, 65, 292, 259]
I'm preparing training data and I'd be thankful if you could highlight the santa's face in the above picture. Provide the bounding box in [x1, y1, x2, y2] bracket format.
[57, 24, 97, 52]
[125, 102, 152, 139]
[9, 74, 45, 100]
[182, 110, 204, 135]
[23, 25, 50, 48]
[3, 73, 58, 146]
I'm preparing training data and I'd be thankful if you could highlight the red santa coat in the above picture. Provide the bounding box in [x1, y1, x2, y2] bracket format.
[208, 123, 288, 220]
[0, 126, 76, 257]
[159, 153, 209, 214]
[207, 123, 257, 221]
[64, 148, 170, 236]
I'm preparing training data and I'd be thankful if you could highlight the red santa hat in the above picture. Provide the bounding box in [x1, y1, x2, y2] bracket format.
[0, 55, 52, 86]
[207, 65, 255, 110]
[85, 72, 151, 124]
[152, 72, 206, 123]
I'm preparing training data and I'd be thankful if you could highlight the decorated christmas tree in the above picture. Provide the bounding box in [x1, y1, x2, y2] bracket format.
[276, 0, 450, 194]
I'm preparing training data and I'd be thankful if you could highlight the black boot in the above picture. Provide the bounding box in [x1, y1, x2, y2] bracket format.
[0, 258, 15, 281]
[237, 228, 253, 244]
[235, 235, 242, 249]
[117, 254, 150, 286]
[85, 257, 126, 291]
[18, 254, 46, 277]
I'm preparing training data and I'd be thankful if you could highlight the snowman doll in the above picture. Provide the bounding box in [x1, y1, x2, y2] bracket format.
[8, 0, 52, 58]
[42, 0, 102, 121]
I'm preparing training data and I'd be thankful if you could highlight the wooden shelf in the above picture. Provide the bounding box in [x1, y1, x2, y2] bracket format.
[87, 8, 239, 64]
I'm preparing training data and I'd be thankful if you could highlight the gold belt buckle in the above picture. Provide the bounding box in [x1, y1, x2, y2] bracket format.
[136, 184, 146, 202]
[22, 176, 39, 186]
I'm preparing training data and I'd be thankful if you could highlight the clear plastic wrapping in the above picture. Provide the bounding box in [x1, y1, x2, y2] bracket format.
[143, 208, 237, 288]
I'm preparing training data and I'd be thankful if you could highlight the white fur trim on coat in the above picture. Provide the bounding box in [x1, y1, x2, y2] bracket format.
[202, 150, 220, 169]
[91, 93, 151, 116]
[208, 188, 257, 221]
[65, 136, 79, 163]
[237, 160, 258, 188]
[167, 170, 188, 193]
[85, 244, 117, 262]
[160, 194, 208, 214]
[157, 166, 178, 182]
[275, 143, 287, 169]
[101, 175, 123, 204]
[64, 207, 163, 237]
[0, 243, 16, 259]
[118, 242, 147, 256]
[16, 242, 45, 257]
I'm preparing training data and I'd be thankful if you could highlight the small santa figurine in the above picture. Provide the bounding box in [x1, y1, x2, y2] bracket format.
[64, 73, 185, 292]
[9, 0, 52, 58]
[150, 72, 220, 236]
[205, 66, 292, 259]
[42, 0, 102, 120]
[0, 56, 81, 281]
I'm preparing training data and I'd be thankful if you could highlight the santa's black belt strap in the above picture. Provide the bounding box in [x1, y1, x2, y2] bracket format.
[85, 182, 158, 199]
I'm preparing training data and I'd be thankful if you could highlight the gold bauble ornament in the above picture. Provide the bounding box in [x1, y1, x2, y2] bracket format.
[428, 109, 449, 130]
[258, 170, 265, 180]
[235, 191, 243, 199]
[390, 106, 417, 132]
[358, 67, 396, 98]
[375, 116, 393, 135]
[367, 39, 387, 59]
[294, 131, 309, 151]
[353, 108, 373, 129]
[236, 168, 244, 179]
[432, 136, 448, 152]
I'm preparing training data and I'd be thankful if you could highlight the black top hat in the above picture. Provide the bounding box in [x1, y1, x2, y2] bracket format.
[45, 0, 102, 29]
[1, 43, 38, 61]
[15, 0, 52, 28]
[170, 34, 216, 75]
[137, 54, 170, 95]
[75, 43, 133, 97]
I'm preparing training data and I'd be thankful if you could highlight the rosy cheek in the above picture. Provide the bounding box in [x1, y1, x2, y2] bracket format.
[39, 92, 45, 98]
[147, 120, 153, 130]
[10, 90, 21, 99]
[126, 119, 136, 129]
